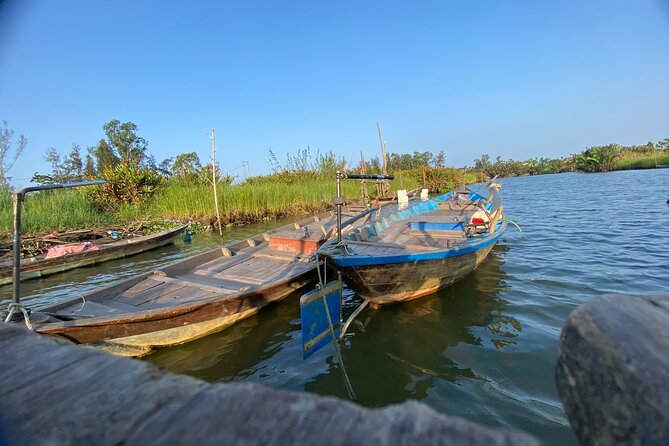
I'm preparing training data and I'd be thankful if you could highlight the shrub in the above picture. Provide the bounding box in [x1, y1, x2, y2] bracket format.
[408, 167, 463, 193]
[90, 163, 162, 210]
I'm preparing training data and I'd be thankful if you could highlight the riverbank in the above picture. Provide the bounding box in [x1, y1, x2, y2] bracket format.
[2, 154, 664, 239]
[0, 175, 423, 238]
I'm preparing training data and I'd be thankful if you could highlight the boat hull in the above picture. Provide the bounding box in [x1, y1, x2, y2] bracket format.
[335, 243, 497, 305]
[0, 227, 185, 285]
[34, 272, 315, 356]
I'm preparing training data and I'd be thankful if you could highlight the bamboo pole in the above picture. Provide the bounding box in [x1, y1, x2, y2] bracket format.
[210, 129, 223, 236]
[376, 122, 390, 197]
[360, 151, 369, 205]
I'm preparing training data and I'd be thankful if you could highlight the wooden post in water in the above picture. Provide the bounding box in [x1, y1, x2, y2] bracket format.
[210, 129, 223, 237]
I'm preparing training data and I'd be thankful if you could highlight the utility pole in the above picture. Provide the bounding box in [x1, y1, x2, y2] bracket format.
[242, 160, 250, 180]
[210, 129, 223, 236]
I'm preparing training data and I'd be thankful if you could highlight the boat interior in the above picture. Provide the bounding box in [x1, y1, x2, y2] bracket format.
[329, 187, 504, 255]
[33, 215, 348, 323]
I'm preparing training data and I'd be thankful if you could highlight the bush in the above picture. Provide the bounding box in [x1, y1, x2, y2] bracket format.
[575, 145, 620, 173]
[90, 163, 162, 210]
[407, 167, 463, 193]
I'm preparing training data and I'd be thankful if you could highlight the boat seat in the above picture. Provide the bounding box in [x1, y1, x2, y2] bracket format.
[54, 300, 131, 318]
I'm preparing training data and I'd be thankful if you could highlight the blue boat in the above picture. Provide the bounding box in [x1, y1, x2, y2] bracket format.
[318, 184, 506, 305]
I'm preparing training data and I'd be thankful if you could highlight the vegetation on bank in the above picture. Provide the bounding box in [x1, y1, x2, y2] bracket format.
[0, 118, 666, 238]
[0, 174, 425, 237]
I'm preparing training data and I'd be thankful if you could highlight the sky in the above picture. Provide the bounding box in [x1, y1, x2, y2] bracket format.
[1, 0, 668, 186]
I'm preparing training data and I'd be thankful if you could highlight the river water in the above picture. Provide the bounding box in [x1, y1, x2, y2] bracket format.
[5, 169, 669, 445]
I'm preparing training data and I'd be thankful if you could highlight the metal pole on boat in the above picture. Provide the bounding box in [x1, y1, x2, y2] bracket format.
[6, 181, 105, 322]
[336, 171, 342, 243]
[333, 172, 395, 244]
[11, 192, 24, 309]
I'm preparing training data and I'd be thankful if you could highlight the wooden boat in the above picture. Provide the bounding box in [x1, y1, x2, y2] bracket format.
[0, 226, 186, 286]
[318, 184, 507, 305]
[20, 208, 375, 356]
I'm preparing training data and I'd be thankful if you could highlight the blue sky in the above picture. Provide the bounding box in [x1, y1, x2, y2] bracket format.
[1, 0, 668, 186]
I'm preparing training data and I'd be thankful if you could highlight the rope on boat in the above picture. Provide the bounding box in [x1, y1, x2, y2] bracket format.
[74, 293, 87, 312]
[316, 258, 324, 287]
[501, 218, 522, 232]
[4, 303, 34, 330]
[321, 293, 357, 401]
[339, 300, 369, 341]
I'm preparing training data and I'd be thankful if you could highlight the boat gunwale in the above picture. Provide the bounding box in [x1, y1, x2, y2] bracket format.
[0, 226, 187, 285]
[31, 209, 350, 330]
[321, 221, 507, 267]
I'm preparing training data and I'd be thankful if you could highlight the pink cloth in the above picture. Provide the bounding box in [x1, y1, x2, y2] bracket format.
[44, 242, 99, 259]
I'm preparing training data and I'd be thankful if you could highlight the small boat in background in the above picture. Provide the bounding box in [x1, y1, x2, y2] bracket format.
[19, 208, 376, 356]
[0, 226, 186, 286]
[318, 183, 506, 305]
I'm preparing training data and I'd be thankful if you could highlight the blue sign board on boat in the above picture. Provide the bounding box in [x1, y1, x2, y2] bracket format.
[300, 281, 342, 359]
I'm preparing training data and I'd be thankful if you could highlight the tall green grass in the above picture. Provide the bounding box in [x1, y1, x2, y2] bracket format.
[0, 189, 116, 237]
[147, 176, 420, 224]
[0, 175, 421, 235]
[616, 155, 669, 170]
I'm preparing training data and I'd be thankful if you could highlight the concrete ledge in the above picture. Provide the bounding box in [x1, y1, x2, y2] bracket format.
[0, 324, 538, 445]
[556, 294, 669, 445]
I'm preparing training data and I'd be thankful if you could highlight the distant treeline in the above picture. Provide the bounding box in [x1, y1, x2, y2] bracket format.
[471, 139, 669, 177]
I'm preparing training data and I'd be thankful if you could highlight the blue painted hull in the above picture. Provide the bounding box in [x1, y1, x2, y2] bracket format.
[322, 224, 505, 305]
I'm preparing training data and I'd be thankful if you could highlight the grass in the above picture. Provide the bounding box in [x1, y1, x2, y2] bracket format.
[616, 154, 669, 170]
[0, 188, 116, 237]
[0, 175, 421, 236]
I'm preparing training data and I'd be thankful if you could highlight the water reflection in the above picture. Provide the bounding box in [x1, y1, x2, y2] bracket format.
[304, 245, 521, 404]
[148, 243, 522, 410]
[146, 295, 300, 381]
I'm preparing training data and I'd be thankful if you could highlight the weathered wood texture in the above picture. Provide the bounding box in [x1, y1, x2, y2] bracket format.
[556, 294, 669, 445]
[0, 325, 538, 446]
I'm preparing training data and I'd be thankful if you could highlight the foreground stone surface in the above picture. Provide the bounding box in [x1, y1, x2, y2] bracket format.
[0, 325, 538, 445]
[556, 294, 669, 445]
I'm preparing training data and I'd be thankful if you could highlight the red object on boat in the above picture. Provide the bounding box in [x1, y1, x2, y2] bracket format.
[471, 218, 485, 225]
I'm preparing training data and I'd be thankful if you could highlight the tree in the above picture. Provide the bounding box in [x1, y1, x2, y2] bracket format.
[172, 152, 203, 184]
[433, 150, 446, 168]
[0, 120, 27, 187]
[84, 150, 96, 177]
[574, 145, 620, 173]
[474, 154, 492, 176]
[92, 139, 120, 171]
[93, 120, 148, 170]
[32, 144, 85, 184]
[366, 156, 382, 172]
[156, 157, 173, 178]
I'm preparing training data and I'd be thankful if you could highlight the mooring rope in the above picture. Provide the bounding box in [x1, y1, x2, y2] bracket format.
[4, 303, 34, 330]
[321, 293, 356, 401]
[500, 218, 522, 232]
[316, 257, 324, 288]
[73, 293, 87, 312]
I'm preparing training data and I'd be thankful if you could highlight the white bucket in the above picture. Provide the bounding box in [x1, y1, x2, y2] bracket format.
[397, 189, 409, 206]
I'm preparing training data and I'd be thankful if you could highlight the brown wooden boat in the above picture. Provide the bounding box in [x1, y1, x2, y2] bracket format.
[0, 226, 186, 286]
[22, 209, 375, 356]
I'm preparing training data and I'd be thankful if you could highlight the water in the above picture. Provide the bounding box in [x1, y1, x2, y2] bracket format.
[5, 169, 669, 445]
